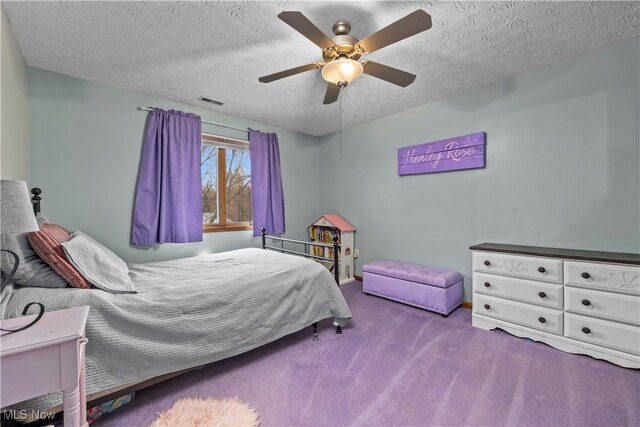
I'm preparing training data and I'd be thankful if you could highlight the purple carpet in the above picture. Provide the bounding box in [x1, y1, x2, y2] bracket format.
[94, 281, 640, 426]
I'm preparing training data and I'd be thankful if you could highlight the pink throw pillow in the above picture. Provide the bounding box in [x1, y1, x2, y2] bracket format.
[28, 223, 91, 289]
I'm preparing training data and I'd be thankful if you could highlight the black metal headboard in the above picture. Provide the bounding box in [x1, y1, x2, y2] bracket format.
[31, 187, 42, 215]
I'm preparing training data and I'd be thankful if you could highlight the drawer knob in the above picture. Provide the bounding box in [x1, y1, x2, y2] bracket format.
[484, 282, 491, 288]
[484, 304, 491, 310]
[581, 299, 591, 306]
[581, 272, 591, 279]
[538, 317, 546, 324]
[538, 291, 547, 298]
[484, 260, 491, 266]
[538, 267, 546, 273]
[582, 327, 591, 334]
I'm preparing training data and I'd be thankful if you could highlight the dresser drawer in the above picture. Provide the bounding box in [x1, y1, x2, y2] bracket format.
[473, 252, 562, 283]
[474, 272, 563, 309]
[474, 294, 563, 335]
[564, 261, 640, 296]
[565, 286, 640, 325]
[565, 313, 640, 355]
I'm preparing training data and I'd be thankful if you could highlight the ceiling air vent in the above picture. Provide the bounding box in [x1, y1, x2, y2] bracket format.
[198, 96, 223, 106]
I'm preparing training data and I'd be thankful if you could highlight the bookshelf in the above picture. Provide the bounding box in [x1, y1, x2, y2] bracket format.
[308, 214, 356, 285]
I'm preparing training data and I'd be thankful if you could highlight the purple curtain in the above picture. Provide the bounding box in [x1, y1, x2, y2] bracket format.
[131, 109, 202, 245]
[249, 129, 285, 237]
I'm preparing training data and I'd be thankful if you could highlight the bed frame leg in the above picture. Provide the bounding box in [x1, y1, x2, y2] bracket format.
[312, 322, 318, 341]
[336, 325, 342, 334]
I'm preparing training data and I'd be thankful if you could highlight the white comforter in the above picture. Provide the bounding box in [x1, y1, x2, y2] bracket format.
[2, 248, 352, 411]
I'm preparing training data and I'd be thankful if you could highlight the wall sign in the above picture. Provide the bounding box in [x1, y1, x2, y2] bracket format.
[398, 132, 486, 176]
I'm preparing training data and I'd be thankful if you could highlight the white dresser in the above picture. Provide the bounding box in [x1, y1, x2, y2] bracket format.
[470, 243, 640, 368]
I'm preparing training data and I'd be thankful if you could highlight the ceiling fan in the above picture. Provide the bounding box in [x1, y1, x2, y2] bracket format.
[258, 10, 432, 105]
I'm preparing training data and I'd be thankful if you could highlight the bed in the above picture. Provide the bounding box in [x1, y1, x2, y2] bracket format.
[1, 185, 352, 415]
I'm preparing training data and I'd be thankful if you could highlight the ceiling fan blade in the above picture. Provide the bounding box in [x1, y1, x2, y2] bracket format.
[259, 63, 322, 83]
[363, 61, 416, 87]
[357, 10, 432, 54]
[323, 83, 340, 105]
[278, 11, 335, 50]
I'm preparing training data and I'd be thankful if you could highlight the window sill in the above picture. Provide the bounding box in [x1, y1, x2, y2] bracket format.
[203, 224, 253, 233]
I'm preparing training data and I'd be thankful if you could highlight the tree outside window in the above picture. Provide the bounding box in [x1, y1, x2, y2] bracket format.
[202, 138, 252, 232]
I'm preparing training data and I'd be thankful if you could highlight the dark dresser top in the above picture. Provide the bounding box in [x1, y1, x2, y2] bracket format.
[469, 243, 640, 266]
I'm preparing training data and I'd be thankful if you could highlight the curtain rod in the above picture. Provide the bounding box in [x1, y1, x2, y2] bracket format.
[137, 107, 249, 133]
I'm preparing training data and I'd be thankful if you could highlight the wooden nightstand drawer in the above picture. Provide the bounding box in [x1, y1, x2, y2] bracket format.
[1, 344, 61, 404]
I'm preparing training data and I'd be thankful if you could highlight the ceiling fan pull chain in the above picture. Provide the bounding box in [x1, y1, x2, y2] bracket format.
[339, 92, 343, 156]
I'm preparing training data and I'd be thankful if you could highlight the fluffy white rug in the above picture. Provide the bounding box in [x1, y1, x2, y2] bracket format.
[149, 397, 260, 427]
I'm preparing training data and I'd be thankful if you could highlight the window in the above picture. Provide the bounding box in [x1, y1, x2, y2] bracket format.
[201, 133, 252, 232]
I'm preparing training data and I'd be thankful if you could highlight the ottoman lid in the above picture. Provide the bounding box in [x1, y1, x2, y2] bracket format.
[363, 260, 462, 288]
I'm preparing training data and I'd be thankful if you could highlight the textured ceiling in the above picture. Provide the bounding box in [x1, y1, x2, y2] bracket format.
[4, 1, 640, 136]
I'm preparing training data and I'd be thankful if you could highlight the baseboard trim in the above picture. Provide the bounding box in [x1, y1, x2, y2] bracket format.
[354, 274, 363, 281]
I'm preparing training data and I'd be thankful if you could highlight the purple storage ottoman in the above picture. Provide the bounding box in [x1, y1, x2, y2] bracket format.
[362, 260, 463, 316]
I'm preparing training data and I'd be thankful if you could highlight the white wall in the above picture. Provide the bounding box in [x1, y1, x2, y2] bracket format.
[319, 37, 640, 301]
[0, 4, 29, 181]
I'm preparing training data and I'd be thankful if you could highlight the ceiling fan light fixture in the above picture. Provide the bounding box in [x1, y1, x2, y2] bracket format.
[321, 58, 363, 86]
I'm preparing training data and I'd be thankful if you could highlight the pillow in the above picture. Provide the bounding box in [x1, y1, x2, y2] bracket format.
[62, 230, 136, 294]
[28, 224, 91, 289]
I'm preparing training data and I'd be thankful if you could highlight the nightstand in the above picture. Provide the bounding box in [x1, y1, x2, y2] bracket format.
[1, 305, 90, 427]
